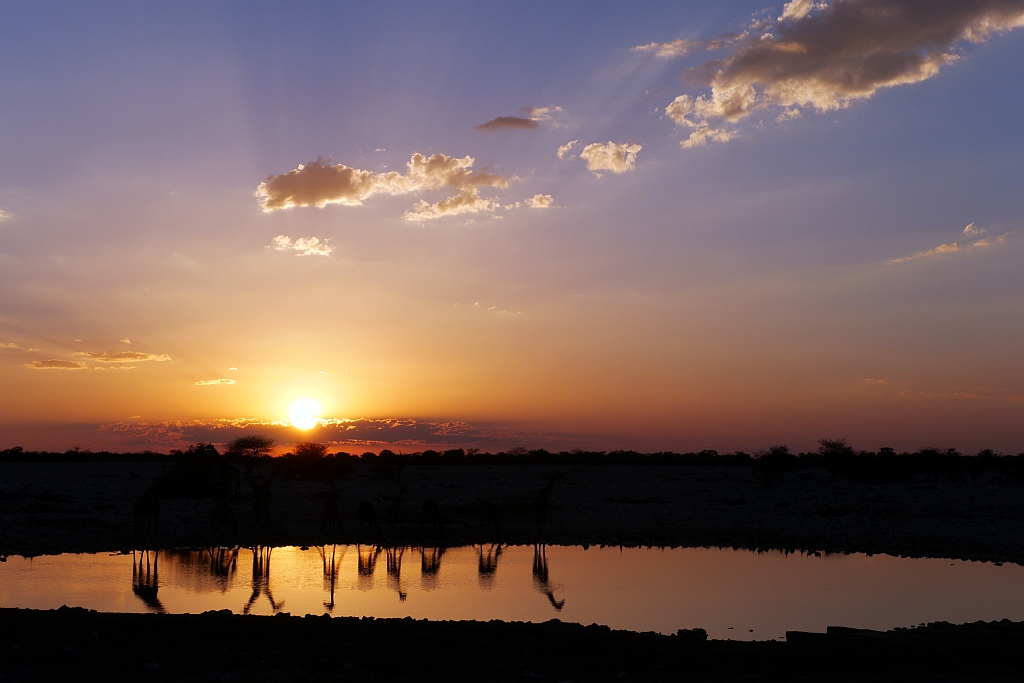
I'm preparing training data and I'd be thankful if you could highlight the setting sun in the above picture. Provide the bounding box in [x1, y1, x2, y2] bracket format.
[288, 399, 322, 430]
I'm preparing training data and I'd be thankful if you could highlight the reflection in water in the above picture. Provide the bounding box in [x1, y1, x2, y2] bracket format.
[532, 544, 565, 611]
[132, 550, 163, 613]
[477, 543, 502, 589]
[420, 547, 444, 589]
[318, 545, 344, 612]
[8, 545, 1022, 639]
[244, 546, 283, 614]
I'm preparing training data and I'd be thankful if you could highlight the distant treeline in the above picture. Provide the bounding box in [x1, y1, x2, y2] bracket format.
[3, 441, 1024, 484]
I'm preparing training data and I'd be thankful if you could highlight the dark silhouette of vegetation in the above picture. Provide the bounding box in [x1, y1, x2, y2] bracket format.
[226, 435, 275, 460]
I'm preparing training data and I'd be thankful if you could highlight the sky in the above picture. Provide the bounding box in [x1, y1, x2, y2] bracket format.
[1, 0, 1023, 454]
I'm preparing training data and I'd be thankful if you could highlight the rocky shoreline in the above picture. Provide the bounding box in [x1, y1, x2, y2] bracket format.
[2, 461, 1023, 563]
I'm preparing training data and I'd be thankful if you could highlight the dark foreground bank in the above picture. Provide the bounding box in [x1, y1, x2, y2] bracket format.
[2, 608, 1023, 682]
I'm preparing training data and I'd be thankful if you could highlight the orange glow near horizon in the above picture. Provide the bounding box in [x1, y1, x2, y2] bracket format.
[288, 399, 322, 430]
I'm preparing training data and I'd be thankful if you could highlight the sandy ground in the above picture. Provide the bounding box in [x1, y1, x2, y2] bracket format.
[2, 607, 1023, 682]
[2, 462, 1023, 562]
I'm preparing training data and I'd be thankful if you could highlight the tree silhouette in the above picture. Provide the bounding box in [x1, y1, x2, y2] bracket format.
[294, 441, 328, 459]
[227, 435, 275, 459]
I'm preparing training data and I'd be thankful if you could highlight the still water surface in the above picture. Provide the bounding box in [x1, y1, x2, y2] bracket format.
[1, 545, 1022, 640]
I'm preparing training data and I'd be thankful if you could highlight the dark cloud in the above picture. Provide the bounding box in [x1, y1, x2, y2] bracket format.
[656, 0, 1024, 146]
[472, 116, 540, 132]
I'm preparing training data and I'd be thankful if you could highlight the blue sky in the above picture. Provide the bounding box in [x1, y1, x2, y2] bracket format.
[1, 1, 1023, 453]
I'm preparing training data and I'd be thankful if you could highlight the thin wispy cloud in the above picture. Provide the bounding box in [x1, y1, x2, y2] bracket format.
[195, 378, 236, 386]
[0, 342, 17, 349]
[580, 141, 643, 173]
[473, 116, 539, 132]
[0, 208, 11, 222]
[557, 140, 578, 160]
[647, 0, 1024, 148]
[891, 228, 1009, 263]
[257, 153, 510, 222]
[269, 235, 333, 256]
[76, 351, 171, 363]
[119, 338, 131, 344]
[26, 359, 86, 370]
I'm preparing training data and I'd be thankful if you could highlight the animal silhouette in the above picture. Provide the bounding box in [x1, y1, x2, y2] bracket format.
[357, 500, 380, 536]
[132, 549, 164, 613]
[243, 546, 283, 614]
[478, 499, 501, 538]
[204, 546, 238, 588]
[420, 498, 446, 536]
[384, 546, 407, 601]
[533, 472, 564, 525]
[133, 486, 161, 536]
[245, 465, 280, 527]
[211, 486, 235, 535]
[322, 481, 340, 532]
[532, 544, 565, 611]
[381, 486, 408, 535]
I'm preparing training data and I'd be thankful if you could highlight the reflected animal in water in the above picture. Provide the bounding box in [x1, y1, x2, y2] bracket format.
[244, 546, 283, 614]
[477, 543, 502, 587]
[204, 546, 238, 586]
[533, 472, 564, 525]
[384, 546, 407, 601]
[133, 486, 161, 536]
[420, 546, 444, 576]
[357, 544, 381, 576]
[318, 544, 343, 612]
[532, 544, 565, 611]
[132, 549, 164, 613]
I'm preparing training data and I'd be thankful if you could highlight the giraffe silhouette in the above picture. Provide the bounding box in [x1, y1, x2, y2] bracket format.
[132, 549, 164, 613]
[420, 546, 444, 588]
[133, 485, 161, 537]
[205, 546, 238, 590]
[357, 501, 380, 537]
[322, 481, 340, 532]
[243, 546, 284, 614]
[245, 465, 280, 527]
[478, 499, 501, 539]
[533, 472, 564, 525]
[532, 544, 565, 611]
[357, 544, 381, 591]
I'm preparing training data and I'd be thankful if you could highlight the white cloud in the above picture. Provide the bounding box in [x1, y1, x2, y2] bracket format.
[195, 378, 236, 386]
[632, 39, 698, 58]
[270, 235, 333, 256]
[891, 242, 960, 263]
[0, 342, 17, 349]
[256, 153, 508, 223]
[119, 337, 131, 345]
[403, 189, 500, 222]
[681, 127, 737, 149]
[526, 194, 553, 209]
[661, 0, 1024, 147]
[963, 222, 983, 235]
[0, 209, 11, 222]
[76, 351, 171, 363]
[580, 141, 643, 173]
[557, 140, 578, 160]
[776, 107, 802, 122]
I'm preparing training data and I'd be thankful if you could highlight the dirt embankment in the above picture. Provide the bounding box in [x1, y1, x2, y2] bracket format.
[2, 462, 1024, 562]
[2, 607, 1023, 682]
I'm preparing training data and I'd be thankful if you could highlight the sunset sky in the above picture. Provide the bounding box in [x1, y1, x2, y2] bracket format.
[2, 1, 1023, 453]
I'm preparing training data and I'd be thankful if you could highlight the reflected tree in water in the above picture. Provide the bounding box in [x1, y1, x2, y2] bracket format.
[477, 543, 502, 589]
[532, 544, 565, 611]
[132, 549, 164, 613]
[244, 546, 284, 614]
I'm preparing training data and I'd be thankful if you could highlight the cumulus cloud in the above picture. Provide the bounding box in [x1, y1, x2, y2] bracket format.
[270, 235, 333, 256]
[963, 221, 983, 235]
[473, 116, 539, 132]
[633, 38, 699, 57]
[257, 153, 508, 222]
[26, 359, 86, 370]
[579, 141, 643, 173]
[195, 378, 236, 386]
[119, 338, 131, 344]
[77, 351, 171, 363]
[556, 140, 578, 160]
[526, 194, 554, 209]
[403, 190, 500, 222]
[657, 0, 1024, 146]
